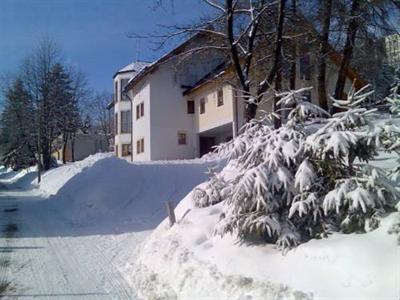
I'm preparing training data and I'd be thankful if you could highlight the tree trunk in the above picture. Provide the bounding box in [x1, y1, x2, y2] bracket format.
[249, 0, 286, 121]
[71, 133, 76, 162]
[272, 0, 286, 128]
[62, 133, 68, 164]
[334, 0, 360, 100]
[289, 0, 297, 91]
[274, 66, 282, 129]
[317, 0, 333, 111]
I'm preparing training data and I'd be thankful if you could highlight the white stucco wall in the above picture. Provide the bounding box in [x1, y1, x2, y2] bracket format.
[149, 63, 196, 160]
[191, 83, 235, 134]
[129, 79, 152, 161]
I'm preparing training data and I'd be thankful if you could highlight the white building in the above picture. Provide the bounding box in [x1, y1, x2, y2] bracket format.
[112, 34, 365, 161]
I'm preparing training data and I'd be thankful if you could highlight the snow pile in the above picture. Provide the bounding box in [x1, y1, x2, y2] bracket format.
[0, 165, 37, 189]
[38, 153, 112, 196]
[133, 172, 400, 299]
[37, 153, 215, 229]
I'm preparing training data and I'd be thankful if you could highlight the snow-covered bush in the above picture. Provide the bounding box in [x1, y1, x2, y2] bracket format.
[205, 86, 399, 250]
[387, 68, 400, 114]
[193, 167, 231, 207]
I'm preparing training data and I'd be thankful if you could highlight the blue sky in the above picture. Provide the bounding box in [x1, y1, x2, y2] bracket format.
[0, 0, 210, 93]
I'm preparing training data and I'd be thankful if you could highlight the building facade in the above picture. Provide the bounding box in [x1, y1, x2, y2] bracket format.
[112, 35, 364, 162]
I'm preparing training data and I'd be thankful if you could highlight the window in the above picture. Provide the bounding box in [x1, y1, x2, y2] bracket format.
[200, 98, 205, 114]
[217, 88, 224, 107]
[136, 102, 144, 119]
[187, 100, 195, 114]
[178, 132, 187, 145]
[114, 81, 118, 102]
[121, 144, 132, 157]
[121, 79, 129, 101]
[137, 138, 145, 154]
[120, 110, 132, 133]
[300, 54, 311, 81]
[115, 145, 118, 157]
[114, 113, 119, 134]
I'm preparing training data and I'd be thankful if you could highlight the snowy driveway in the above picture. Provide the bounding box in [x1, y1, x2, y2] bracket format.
[0, 184, 138, 299]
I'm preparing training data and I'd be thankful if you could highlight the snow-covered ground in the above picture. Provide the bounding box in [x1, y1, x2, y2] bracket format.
[132, 156, 400, 298]
[133, 183, 399, 299]
[0, 149, 399, 299]
[0, 153, 214, 299]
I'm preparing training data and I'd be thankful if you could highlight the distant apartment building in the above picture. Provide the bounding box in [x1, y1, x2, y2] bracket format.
[385, 34, 400, 67]
[110, 33, 365, 161]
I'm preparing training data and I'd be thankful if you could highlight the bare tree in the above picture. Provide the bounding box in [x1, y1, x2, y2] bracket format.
[317, 0, 333, 111]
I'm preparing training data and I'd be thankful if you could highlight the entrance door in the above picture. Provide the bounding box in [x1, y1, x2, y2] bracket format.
[199, 136, 215, 157]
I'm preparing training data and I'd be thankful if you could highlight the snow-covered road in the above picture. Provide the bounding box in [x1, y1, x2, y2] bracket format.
[0, 184, 138, 299]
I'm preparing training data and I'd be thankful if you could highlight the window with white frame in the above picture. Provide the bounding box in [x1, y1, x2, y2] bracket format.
[120, 110, 132, 133]
[136, 138, 144, 154]
[136, 102, 144, 119]
[121, 79, 129, 101]
[121, 144, 132, 157]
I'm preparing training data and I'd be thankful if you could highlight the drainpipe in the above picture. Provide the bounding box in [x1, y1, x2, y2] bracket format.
[122, 90, 134, 162]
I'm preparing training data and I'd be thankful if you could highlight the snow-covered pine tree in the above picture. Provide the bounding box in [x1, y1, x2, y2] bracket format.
[387, 68, 400, 114]
[195, 86, 399, 250]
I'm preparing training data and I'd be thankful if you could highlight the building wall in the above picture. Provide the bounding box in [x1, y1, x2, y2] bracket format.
[129, 79, 152, 161]
[114, 72, 135, 160]
[53, 134, 108, 162]
[191, 83, 235, 134]
[149, 63, 196, 160]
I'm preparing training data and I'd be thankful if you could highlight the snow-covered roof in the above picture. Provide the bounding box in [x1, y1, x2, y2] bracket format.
[113, 61, 151, 78]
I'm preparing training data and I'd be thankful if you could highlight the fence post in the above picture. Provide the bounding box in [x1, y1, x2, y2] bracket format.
[166, 201, 176, 227]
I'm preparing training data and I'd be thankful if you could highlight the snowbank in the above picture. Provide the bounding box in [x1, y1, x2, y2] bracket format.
[0, 165, 37, 189]
[134, 181, 400, 299]
[131, 151, 400, 300]
[37, 153, 216, 229]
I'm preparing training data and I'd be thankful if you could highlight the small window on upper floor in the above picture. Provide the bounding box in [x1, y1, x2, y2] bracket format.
[136, 102, 144, 119]
[217, 88, 224, 107]
[114, 81, 118, 102]
[200, 98, 205, 114]
[121, 79, 129, 101]
[178, 131, 187, 145]
[187, 100, 195, 114]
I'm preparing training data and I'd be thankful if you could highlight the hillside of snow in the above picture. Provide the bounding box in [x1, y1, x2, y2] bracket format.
[133, 160, 400, 300]
[3, 149, 399, 299]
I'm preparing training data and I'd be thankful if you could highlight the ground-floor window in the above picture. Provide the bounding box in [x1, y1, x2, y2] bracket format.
[136, 138, 144, 154]
[121, 144, 132, 157]
[115, 145, 118, 157]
